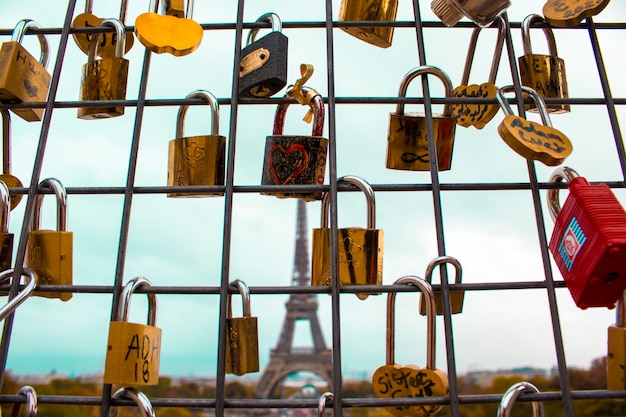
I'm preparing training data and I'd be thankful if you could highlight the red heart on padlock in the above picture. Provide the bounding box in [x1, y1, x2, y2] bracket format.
[269, 144, 310, 185]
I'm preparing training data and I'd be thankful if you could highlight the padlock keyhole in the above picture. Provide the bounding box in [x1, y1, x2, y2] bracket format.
[603, 272, 619, 283]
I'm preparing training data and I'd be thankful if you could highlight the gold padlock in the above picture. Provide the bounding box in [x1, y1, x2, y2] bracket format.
[0, 268, 37, 322]
[518, 14, 569, 114]
[10, 386, 37, 417]
[225, 279, 259, 376]
[163, 0, 186, 17]
[104, 277, 162, 386]
[430, 0, 510, 27]
[111, 387, 155, 417]
[167, 90, 226, 197]
[311, 175, 383, 300]
[0, 19, 51, 122]
[338, 0, 399, 48]
[497, 382, 544, 417]
[419, 256, 463, 315]
[1, 110, 24, 210]
[78, 18, 129, 120]
[372, 276, 448, 417]
[387, 66, 457, 171]
[0, 181, 14, 272]
[25, 178, 73, 301]
[608, 291, 626, 390]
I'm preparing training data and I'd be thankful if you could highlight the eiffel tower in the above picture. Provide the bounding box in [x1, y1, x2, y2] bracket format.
[256, 200, 333, 399]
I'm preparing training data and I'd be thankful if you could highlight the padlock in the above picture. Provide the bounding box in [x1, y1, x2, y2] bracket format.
[419, 256, 463, 316]
[496, 85, 572, 166]
[430, 0, 510, 27]
[497, 382, 544, 417]
[338, 0, 398, 48]
[10, 386, 37, 417]
[518, 14, 569, 114]
[542, 0, 610, 28]
[25, 178, 73, 301]
[239, 13, 288, 98]
[317, 392, 333, 417]
[167, 90, 226, 197]
[0, 181, 14, 272]
[0, 268, 37, 322]
[547, 167, 626, 309]
[387, 66, 457, 171]
[1, 110, 24, 210]
[0, 19, 51, 122]
[451, 17, 505, 130]
[78, 18, 129, 120]
[225, 279, 259, 376]
[372, 276, 448, 417]
[164, 0, 186, 17]
[104, 277, 162, 385]
[261, 86, 327, 201]
[311, 176, 383, 300]
[608, 291, 626, 390]
[111, 387, 155, 417]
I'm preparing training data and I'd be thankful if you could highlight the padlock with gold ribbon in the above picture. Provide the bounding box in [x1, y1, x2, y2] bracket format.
[225, 279, 259, 376]
[338, 0, 398, 48]
[419, 256, 463, 316]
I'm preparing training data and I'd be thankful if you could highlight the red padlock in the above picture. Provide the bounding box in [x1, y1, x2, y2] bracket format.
[548, 166, 626, 309]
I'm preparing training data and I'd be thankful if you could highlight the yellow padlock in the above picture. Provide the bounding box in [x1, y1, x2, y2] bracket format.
[225, 279, 259, 376]
[419, 256, 463, 316]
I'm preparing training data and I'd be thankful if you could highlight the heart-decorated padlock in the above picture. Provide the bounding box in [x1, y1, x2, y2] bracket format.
[104, 277, 162, 385]
[0, 19, 51, 122]
[225, 279, 259, 376]
[239, 13, 288, 98]
[419, 256, 463, 316]
[135, 0, 203, 56]
[543, 0, 611, 28]
[261, 86, 327, 201]
[0, 268, 37, 322]
[451, 17, 505, 130]
[0, 181, 14, 272]
[78, 18, 129, 119]
[168, 90, 226, 197]
[496, 85, 572, 166]
[518, 14, 569, 114]
[372, 276, 448, 417]
[608, 291, 626, 390]
[0, 110, 23, 210]
[312, 176, 383, 300]
[10, 386, 37, 417]
[497, 382, 544, 417]
[338, 0, 398, 48]
[25, 178, 73, 301]
[387, 66, 457, 171]
[547, 167, 626, 309]
[430, 0, 510, 27]
[111, 387, 155, 417]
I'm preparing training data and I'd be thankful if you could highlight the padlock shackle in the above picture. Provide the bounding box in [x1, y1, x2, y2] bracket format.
[386, 276, 436, 369]
[10, 386, 37, 417]
[176, 90, 220, 138]
[111, 387, 155, 417]
[425, 255, 462, 285]
[496, 85, 553, 127]
[0, 182, 10, 234]
[117, 277, 158, 327]
[0, 268, 37, 323]
[273, 86, 324, 137]
[320, 175, 375, 229]
[88, 18, 125, 62]
[246, 12, 282, 46]
[317, 392, 333, 417]
[497, 381, 545, 417]
[396, 65, 453, 117]
[522, 14, 559, 58]
[1, 109, 10, 179]
[11, 19, 49, 69]
[227, 279, 251, 318]
[32, 177, 67, 232]
[460, 16, 505, 86]
[547, 166, 580, 222]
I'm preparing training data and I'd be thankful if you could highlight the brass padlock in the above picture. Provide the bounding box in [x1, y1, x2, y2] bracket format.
[542, 0, 611, 28]
[311, 175, 383, 300]
[0, 268, 37, 322]
[163, 0, 185, 17]
[0, 181, 14, 272]
[25, 178, 73, 301]
[104, 277, 162, 385]
[608, 291, 626, 390]
[111, 387, 155, 417]
[167, 90, 226, 197]
[78, 18, 129, 120]
[1, 110, 24, 210]
[420, 256, 463, 316]
[430, 0, 510, 27]
[496, 85, 572, 166]
[387, 66, 457, 171]
[372, 276, 448, 417]
[0, 19, 51, 122]
[518, 14, 569, 114]
[338, 0, 398, 48]
[451, 17, 505, 130]
[239, 13, 288, 98]
[261, 86, 327, 201]
[10, 386, 37, 417]
[225, 279, 259, 376]
[497, 382, 544, 417]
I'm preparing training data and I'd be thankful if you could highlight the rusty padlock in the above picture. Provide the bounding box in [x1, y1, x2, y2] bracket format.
[225, 279, 259, 376]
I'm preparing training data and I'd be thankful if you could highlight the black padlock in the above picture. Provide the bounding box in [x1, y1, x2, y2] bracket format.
[239, 12, 287, 98]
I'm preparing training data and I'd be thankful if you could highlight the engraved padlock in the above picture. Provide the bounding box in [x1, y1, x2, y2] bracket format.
[0, 19, 51, 122]
[0, 268, 37, 322]
[167, 90, 226, 197]
[104, 277, 162, 385]
[608, 290, 626, 390]
[451, 17, 505, 130]
[372, 276, 449, 417]
[497, 382, 544, 417]
[225, 279, 259, 376]
[542, 0, 611, 28]
[496, 85, 572, 166]
[0, 181, 14, 272]
[25, 178, 73, 301]
[111, 387, 155, 417]
[387, 66, 457, 171]
[431, 0, 510, 27]
[311, 176, 383, 300]
[239, 12, 288, 98]
[261, 86, 327, 201]
[420, 256, 463, 315]
[318, 392, 333, 417]
[518, 14, 569, 114]
[11, 386, 37, 417]
[338, 0, 398, 48]
[547, 167, 626, 309]
[78, 18, 129, 120]
[1, 109, 24, 210]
